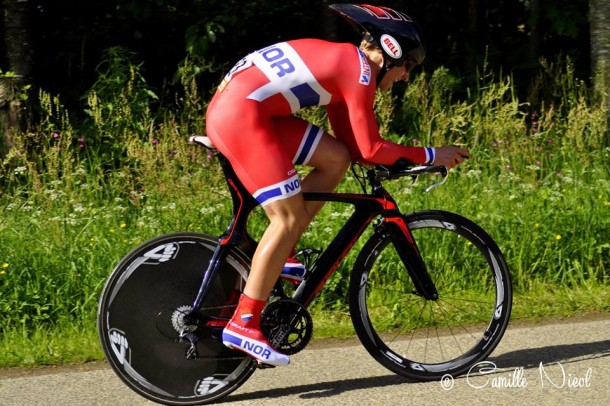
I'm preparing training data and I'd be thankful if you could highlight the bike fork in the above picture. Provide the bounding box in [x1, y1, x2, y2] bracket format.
[383, 218, 439, 301]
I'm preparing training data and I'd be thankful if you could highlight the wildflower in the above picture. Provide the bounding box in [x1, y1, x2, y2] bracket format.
[2, 263, 8, 268]
[152, 139, 160, 146]
[530, 113, 539, 133]
[52, 132, 60, 140]
[78, 137, 86, 148]
[411, 138, 420, 145]
[555, 234, 561, 240]
[604, 201, 610, 207]
[120, 223, 127, 228]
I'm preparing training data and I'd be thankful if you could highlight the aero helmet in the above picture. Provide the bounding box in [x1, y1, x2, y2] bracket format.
[329, 3, 426, 70]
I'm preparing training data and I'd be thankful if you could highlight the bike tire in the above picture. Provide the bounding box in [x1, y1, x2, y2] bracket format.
[349, 210, 512, 380]
[98, 232, 256, 405]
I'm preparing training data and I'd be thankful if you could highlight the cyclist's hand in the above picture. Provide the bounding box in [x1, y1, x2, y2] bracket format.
[433, 146, 471, 169]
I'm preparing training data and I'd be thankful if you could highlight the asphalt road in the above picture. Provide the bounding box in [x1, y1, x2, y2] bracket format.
[1, 313, 609, 406]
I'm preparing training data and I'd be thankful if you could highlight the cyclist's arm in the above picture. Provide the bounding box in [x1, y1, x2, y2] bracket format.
[327, 99, 434, 166]
[324, 44, 433, 166]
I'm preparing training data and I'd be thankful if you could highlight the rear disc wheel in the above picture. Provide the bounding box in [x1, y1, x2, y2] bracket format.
[98, 232, 255, 405]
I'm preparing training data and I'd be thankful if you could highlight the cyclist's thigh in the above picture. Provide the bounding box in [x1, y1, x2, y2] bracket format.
[272, 116, 349, 169]
[272, 117, 324, 166]
[207, 106, 300, 206]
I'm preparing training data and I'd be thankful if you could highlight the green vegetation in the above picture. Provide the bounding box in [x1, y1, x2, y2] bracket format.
[1, 55, 608, 367]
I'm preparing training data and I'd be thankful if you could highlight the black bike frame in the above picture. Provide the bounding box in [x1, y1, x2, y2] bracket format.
[190, 153, 438, 315]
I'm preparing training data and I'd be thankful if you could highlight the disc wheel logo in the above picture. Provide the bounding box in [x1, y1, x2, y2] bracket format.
[143, 243, 178, 263]
[196, 377, 229, 396]
[109, 328, 130, 366]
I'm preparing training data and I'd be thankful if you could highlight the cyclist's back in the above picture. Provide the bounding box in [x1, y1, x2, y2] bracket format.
[209, 38, 371, 117]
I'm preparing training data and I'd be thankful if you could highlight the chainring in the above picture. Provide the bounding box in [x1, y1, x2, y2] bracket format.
[260, 299, 313, 355]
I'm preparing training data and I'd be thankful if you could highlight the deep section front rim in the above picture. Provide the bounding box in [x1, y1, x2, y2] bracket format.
[349, 210, 512, 380]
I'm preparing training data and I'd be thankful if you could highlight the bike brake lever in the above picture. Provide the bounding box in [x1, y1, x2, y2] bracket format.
[423, 166, 449, 193]
[404, 165, 448, 192]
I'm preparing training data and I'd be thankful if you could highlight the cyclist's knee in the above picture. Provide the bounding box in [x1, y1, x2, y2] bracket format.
[328, 148, 351, 177]
[331, 142, 351, 172]
[311, 134, 351, 175]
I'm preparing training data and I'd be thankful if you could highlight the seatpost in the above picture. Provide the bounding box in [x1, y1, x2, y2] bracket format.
[189, 152, 259, 313]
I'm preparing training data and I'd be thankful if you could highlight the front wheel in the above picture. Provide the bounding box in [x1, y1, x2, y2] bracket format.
[98, 232, 256, 405]
[349, 210, 512, 380]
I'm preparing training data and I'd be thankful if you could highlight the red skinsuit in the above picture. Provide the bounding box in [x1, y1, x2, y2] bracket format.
[206, 39, 433, 206]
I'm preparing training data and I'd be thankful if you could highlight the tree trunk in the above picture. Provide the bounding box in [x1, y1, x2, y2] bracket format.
[589, 0, 610, 138]
[1, 0, 33, 152]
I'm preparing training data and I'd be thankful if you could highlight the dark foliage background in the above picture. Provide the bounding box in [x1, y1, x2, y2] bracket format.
[1, 0, 590, 107]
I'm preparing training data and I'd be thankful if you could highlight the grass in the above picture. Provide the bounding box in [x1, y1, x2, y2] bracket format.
[0, 55, 609, 368]
[0, 322, 101, 367]
[311, 283, 610, 340]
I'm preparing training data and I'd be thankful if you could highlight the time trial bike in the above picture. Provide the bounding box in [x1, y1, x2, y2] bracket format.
[97, 135, 512, 405]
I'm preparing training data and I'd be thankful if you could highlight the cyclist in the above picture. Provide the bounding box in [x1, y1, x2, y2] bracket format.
[205, 3, 470, 366]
